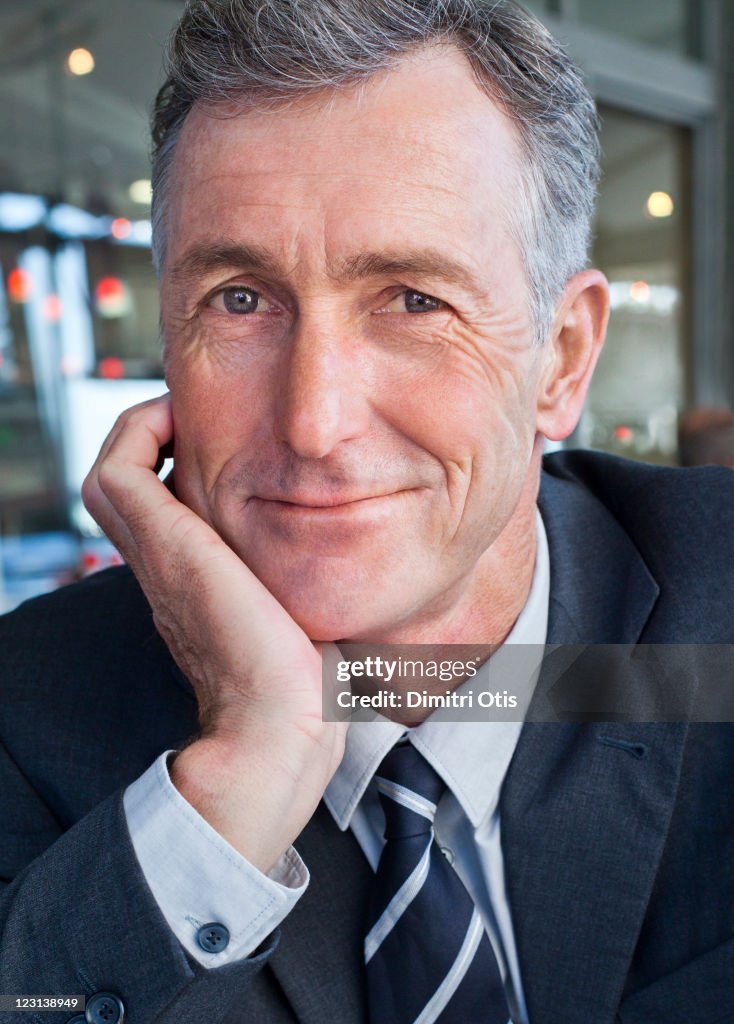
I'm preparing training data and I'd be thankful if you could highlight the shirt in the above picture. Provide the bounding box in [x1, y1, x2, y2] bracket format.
[124, 510, 550, 1023]
[324, 510, 549, 1022]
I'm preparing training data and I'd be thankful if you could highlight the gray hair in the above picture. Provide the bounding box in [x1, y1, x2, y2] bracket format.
[151, 0, 601, 344]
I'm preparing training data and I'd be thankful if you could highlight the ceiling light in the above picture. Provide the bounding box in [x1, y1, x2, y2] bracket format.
[67, 48, 95, 76]
[128, 179, 153, 205]
[646, 191, 674, 218]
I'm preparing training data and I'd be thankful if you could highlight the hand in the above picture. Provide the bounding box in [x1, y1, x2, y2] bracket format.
[82, 393, 347, 871]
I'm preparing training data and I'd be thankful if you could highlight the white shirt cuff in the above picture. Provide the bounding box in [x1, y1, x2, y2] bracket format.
[123, 750, 309, 967]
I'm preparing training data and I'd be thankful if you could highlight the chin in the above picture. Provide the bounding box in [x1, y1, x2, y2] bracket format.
[261, 570, 391, 642]
[281, 590, 384, 642]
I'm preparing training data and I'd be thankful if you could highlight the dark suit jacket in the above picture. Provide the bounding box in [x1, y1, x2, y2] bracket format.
[1, 451, 733, 1024]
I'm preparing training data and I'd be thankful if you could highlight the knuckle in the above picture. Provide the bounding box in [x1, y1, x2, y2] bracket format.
[80, 473, 96, 510]
[111, 401, 146, 434]
[121, 398, 158, 426]
[112, 408, 132, 431]
[96, 458, 121, 499]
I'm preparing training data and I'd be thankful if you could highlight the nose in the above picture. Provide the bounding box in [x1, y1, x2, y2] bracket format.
[275, 315, 371, 459]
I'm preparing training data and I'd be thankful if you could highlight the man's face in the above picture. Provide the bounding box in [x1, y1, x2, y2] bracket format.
[161, 45, 553, 642]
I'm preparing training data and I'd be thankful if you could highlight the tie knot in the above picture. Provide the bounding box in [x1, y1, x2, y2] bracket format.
[374, 742, 445, 839]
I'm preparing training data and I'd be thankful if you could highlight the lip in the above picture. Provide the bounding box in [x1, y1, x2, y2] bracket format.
[246, 490, 421, 549]
[250, 491, 401, 512]
[259, 492, 399, 509]
[248, 490, 415, 518]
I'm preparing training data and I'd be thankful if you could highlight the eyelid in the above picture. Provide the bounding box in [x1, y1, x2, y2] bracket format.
[200, 282, 448, 316]
[205, 282, 278, 314]
[375, 288, 449, 314]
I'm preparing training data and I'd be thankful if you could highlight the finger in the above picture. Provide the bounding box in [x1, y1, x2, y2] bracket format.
[154, 440, 175, 476]
[84, 394, 292, 633]
[91, 392, 173, 471]
[83, 393, 174, 542]
[82, 394, 178, 564]
[93, 400, 182, 533]
[82, 393, 318, 704]
[85, 394, 173, 513]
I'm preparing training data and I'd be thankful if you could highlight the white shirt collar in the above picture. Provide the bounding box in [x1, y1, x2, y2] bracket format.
[324, 509, 550, 830]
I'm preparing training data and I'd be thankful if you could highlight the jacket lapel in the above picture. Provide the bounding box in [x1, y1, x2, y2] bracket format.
[500, 469, 690, 1023]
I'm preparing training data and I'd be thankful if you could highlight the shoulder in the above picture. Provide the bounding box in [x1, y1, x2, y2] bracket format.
[542, 448, 733, 542]
[0, 568, 196, 806]
[0, 565, 156, 676]
[541, 449, 734, 639]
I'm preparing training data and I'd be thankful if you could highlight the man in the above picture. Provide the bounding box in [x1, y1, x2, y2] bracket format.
[1, 2, 732, 1023]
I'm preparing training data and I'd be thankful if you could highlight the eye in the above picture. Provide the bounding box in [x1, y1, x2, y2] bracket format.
[207, 286, 275, 315]
[378, 289, 447, 314]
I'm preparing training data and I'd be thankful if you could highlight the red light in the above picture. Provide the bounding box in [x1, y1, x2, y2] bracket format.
[99, 355, 125, 379]
[630, 280, 650, 303]
[613, 425, 633, 442]
[96, 276, 125, 301]
[95, 275, 131, 319]
[82, 552, 99, 570]
[111, 217, 132, 240]
[42, 294, 62, 322]
[7, 268, 32, 303]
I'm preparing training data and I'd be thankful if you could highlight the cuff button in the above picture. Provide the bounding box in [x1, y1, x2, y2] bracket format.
[197, 921, 230, 953]
[85, 991, 125, 1024]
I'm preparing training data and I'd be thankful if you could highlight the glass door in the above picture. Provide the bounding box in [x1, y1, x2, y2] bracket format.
[576, 107, 691, 463]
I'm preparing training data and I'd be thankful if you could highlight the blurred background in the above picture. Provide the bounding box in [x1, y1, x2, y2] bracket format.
[0, 0, 732, 608]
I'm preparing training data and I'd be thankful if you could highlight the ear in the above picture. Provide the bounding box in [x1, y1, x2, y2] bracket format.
[535, 269, 610, 442]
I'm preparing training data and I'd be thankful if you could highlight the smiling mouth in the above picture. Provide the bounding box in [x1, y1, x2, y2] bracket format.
[248, 489, 417, 514]
[257, 491, 402, 509]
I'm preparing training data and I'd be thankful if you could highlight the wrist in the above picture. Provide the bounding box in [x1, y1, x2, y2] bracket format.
[170, 725, 346, 873]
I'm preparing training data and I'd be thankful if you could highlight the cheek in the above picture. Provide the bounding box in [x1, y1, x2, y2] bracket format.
[380, 343, 538, 474]
[168, 313, 283, 409]
[166, 347, 272, 501]
[378, 347, 539, 555]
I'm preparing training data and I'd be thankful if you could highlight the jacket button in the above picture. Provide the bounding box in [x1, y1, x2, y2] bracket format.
[85, 991, 125, 1024]
[196, 921, 230, 953]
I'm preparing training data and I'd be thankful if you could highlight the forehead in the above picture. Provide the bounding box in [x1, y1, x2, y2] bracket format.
[166, 45, 523, 275]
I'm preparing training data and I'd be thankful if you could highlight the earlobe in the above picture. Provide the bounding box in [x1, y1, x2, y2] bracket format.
[536, 269, 610, 442]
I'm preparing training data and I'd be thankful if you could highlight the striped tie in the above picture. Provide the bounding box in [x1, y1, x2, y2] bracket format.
[365, 742, 511, 1024]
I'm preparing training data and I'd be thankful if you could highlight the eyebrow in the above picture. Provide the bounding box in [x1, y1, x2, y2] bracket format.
[170, 243, 281, 284]
[169, 242, 488, 301]
[336, 250, 487, 300]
